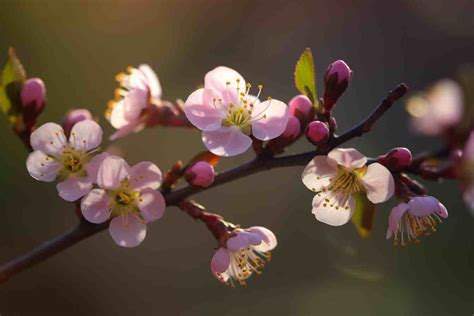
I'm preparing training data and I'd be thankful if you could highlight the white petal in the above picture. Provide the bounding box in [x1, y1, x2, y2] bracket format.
[81, 189, 112, 224]
[109, 101, 130, 129]
[202, 126, 252, 157]
[138, 64, 162, 99]
[251, 99, 290, 141]
[30, 122, 67, 156]
[386, 203, 409, 239]
[311, 192, 355, 226]
[302, 156, 337, 192]
[204, 66, 246, 93]
[248, 226, 277, 252]
[138, 188, 166, 223]
[109, 214, 147, 248]
[361, 163, 395, 204]
[69, 119, 103, 152]
[129, 161, 162, 190]
[97, 155, 130, 189]
[328, 148, 367, 169]
[86, 152, 110, 184]
[26, 150, 61, 182]
[57, 177, 93, 202]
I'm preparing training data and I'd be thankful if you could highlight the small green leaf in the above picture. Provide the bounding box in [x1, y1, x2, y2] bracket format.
[351, 192, 376, 239]
[294, 48, 317, 108]
[0, 48, 26, 116]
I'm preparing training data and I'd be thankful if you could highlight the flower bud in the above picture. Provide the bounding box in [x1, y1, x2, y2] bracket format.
[323, 60, 352, 112]
[266, 116, 301, 154]
[377, 147, 412, 171]
[288, 95, 315, 127]
[185, 161, 215, 188]
[305, 120, 329, 146]
[20, 78, 46, 130]
[62, 109, 93, 137]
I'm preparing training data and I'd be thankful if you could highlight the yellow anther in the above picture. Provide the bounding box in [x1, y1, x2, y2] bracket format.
[258, 84, 263, 90]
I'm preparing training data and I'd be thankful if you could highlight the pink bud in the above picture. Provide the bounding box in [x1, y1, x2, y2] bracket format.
[288, 95, 315, 127]
[62, 109, 93, 137]
[305, 121, 329, 146]
[185, 161, 215, 188]
[21, 78, 46, 110]
[266, 116, 301, 154]
[323, 60, 352, 112]
[378, 147, 412, 171]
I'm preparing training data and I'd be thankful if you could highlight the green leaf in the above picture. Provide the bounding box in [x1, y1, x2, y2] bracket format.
[294, 47, 317, 108]
[0, 48, 26, 116]
[351, 192, 376, 239]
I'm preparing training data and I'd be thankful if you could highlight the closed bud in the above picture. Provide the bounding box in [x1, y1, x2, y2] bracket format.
[62, 109, 93, 137]
[288, 95, 315, 127]
[305, 120, 329, 146]
[377, 147, 412, 171]
[20, 78, 46, 129]
[323, 60, 352, 112]
[266, 116, 301, 154]
[185, 161, 215, 188]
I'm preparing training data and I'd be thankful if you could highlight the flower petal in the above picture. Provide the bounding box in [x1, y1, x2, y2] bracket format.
[302, 156, 337, 192]
[184, 88, 224, 132]
[69, 119, 103, 152]
[81, 189, 111, 224]
[26, 150, 62, 182]
[97, 155, 130, 189]
[128, 161, 162, 190]
[436, 202, 449, 219]
[226, 231, 251, 252]
[109, 120, 145, 141]
[204, 66, 246, 93]
[138, 64, 162, 99]
[109, 214, 147, 248]
[57, 177, 93, 202]
[251, 99, 290, 141]
[30, 122, 67, 156]
[86, 152, 110, 184]
[386, 202, 409, 239]
[123, 88, 148, 121]
[202, 126, 252, 157]
[211, 247, 230, 274]
[407, 196, 440, 217]
[361, 163, 394, 204]
[138, 188, 166, 223]
[311, 192, 355, 226]
[109, 100, 129, 129]
[248, 226, 277, 252]
[328, 148, 367, 169]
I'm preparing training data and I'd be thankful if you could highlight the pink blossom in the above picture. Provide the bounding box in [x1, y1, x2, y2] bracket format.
[210, 226, 277, 286]
[62, 109, 93, 137]
[185, 161, 215, 188]
[386, 196, 448, 246]
[80, 155, 165, 247]
[184, 66, 290, 156]
[302, 148, 394, 226]
[26, 120, 105, 202]
[106, 64, 162, 140]
[406, 79, 463, 136]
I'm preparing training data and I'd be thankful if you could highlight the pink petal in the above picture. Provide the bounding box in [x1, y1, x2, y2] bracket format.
[437, 202, 448, 218]
[138, 188, 166, 223]
[248, 226, 277, 252]
[407, 196, 440, 217]
[123, 88, 148, 121]
[81, 189, 111, 224]
[204, 66, 246, 93]
[184, 88, 224, 132]
[386, 203, 409, 239]
[138, 64, 162, 99]
[97, 155, 130, 189]
[251, 99, 290, 141]
[328, 148, 367, 169]
[109, 101, 130, 129]
[361, 163, 395, 204]
[311, 191, 355, 226]
[109, 120, 145, 141]
[69, 119, 103, 152]
[30, 122, 67, 156]
[226, 231, 251, 252]
[202, 126, 252, 157]
[129, 161, 162, 190]
[211, 247, 230, 274]
[86, 152, 110, 184]
[109, 214, 147, 248]
[57, 177, 93, 202]
[26, 150, 62, 182]
[302, 156, 337, 192]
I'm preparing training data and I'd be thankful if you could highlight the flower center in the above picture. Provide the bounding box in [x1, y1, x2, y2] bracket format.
[394, 212, 442, 247]
[57, 148, 89, 179]
[109, 181, 141, 218]
[318, 167, 364, 210]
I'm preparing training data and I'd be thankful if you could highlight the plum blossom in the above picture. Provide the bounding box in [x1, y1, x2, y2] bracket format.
[106, 64, 162, 140]
[211, 226, 277, 287]
[26, 120, 105, 202]
[406, 79, 463, 136]
[302, 148, 395, 226]
[184, 66, 290, 156]
[80, 155, 165, 247]
[386, 196, 448, 246]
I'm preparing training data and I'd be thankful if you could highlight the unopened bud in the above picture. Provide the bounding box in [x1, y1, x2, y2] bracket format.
[266, 116, 301, 154]
[305, 121, 329, 146]
[185, 161, 215, 188]
[288, 95, 315, 127]
[323, 60, 352, 112]
[62, 109, 93, 137]
[20, 78, 46, 129]
[377, 147, 412, 171]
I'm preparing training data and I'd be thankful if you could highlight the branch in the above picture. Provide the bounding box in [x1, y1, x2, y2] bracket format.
[0, 83, 408, 284]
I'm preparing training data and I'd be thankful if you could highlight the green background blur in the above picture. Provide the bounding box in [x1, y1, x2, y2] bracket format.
[0, 1, 473, 315]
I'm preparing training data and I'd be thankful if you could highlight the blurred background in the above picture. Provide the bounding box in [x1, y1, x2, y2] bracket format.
[0, 0, 473, 315]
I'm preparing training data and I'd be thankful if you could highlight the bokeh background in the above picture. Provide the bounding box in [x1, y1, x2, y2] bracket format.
[0, 0, 473, 315]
